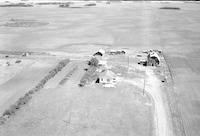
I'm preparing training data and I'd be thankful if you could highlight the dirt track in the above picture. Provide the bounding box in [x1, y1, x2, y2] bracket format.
[145, 69, 172, 136]
[123, 65, 172, 136]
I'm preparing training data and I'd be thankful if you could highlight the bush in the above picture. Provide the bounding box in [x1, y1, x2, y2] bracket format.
[79, 66, 98, 87]
[85, 3, 96, 6]
[16, 95, 31, 106]
[160, 7, 180, 10]
[3, 109, 13, 116]
[10, 104, 20, 110]
[88, 58, 99, 67]
[28, 90, 34, 94]
[0, 117, 6, 125]
[0, 59, 70, 124]
[59, 66, 77, 85]
[3, 110, 10, 116]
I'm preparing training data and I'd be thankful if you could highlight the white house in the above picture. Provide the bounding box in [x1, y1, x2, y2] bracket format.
[96, 70, 117, 87]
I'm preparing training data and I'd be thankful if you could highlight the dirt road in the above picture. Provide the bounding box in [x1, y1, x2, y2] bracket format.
[124, 67, 172, 136]
[145, 69, 172, 136]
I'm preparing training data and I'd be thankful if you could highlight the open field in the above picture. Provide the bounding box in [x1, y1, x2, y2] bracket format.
[0, 53, 65, 116]
[0, 54, 155, 136]
[0, 1, 200, 136]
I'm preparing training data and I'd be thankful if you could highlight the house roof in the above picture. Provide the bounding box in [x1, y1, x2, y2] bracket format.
[99, 70, 116, 79]
[99, 49, 105, 54]
[149, 52, 160, 62]
[93, 52, 103, 56]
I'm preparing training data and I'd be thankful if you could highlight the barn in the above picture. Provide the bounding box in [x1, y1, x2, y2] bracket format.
[147, 52, 160, 66]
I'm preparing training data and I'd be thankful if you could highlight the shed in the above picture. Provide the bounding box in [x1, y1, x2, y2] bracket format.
[93, 49, 105, 57]
[93, 52, 103, 57]
[22, 52, 29, 57]
[108, 50, 126, 55]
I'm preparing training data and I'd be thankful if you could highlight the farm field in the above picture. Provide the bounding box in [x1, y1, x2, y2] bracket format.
[0, 1, 200, 136]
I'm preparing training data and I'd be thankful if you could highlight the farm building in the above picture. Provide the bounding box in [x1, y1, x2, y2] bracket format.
[22, 52, 30, 57]
[93, 49, 106, 57]
[108, 50, 126, 55]
[93, 52, 103, 56]
[147, 52, 160, 66]
[96, 70, 117, 87]
[98, 60, 107, 67]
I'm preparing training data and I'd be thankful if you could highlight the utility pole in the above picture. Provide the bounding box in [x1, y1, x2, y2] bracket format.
[143, 67, 146, 96]
[127, 56, 129, 73]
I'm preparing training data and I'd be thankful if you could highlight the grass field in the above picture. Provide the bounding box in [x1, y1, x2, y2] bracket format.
[0, 1, 200, 136]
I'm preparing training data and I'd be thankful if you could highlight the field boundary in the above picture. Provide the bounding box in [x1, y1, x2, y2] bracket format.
[162, 53, 187, 136]
[0, 59, 70, 125]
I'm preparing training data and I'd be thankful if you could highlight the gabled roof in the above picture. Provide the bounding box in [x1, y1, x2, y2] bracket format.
[149, 52, 160, 62]
[93, 52, 103, 56]
[99, 70, 116, 79]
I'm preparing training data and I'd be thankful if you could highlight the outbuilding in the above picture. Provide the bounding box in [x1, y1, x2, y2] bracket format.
[93, 49, 105, 57]
[93, 52, 103, 57]
[147, 52, 160, 66]
[22, 52, 30, 57]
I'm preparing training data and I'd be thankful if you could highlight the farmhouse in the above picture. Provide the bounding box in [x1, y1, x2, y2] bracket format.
[96, 70, 117, 87]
